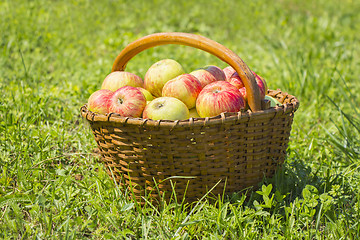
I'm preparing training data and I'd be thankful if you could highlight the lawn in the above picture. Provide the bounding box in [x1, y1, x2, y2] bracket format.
[1, 0, 359, 239]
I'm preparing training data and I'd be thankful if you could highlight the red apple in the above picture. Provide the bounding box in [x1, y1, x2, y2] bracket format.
[223, 66, 236, 80]
[239, 72, 268, 101]
[143, 97, 189, 120]
[108, 86, 146, 118]
[190, 69, 215, 88]
[144, 59, 185, 97]
[239, 87, 247, 101]
[226, 72, 245, 89]
[205, 65, 226, 81]
[190, 65, 225, 88]
[162, 74, 202, 109]
[196, 81, 245, 118]
[223, 66, 245, 89]
[101, 71, 144, 91]
[87, 89, 113, 114]
[252, 71, 268, 98]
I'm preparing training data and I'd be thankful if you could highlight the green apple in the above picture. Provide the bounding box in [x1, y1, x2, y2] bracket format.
[265, 95, 282, 107]
[142, 97, 189, 120]
[189, 108, 200, 118]
[144, 59, 185, 97]
[137, 87, 154, 101]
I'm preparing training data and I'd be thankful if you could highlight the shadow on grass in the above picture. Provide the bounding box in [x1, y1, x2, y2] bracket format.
[266, 158, 324, 201]
[221, 157, 326, 206]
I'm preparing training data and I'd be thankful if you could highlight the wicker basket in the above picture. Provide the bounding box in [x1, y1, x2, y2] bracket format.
[81, 32, 300, 203]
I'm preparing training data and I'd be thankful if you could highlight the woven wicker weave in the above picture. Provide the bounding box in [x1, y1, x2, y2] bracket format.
[81, 32, 299, 202]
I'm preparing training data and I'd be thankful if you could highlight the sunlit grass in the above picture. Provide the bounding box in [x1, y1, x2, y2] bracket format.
[0, 0, 359, 238]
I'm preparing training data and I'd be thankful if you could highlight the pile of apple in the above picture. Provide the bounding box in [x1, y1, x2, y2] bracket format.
[87, 59, 281, 120]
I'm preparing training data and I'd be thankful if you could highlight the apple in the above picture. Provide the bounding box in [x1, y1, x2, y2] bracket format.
[223, 66, 236, 80]
[108, 86, 146, 118]
[189, 108, 200, 118]
[239, 71, 268, 101]
[162, 74, 202, 109]
[238, 71, 268, 101]
[87, 89, 113, 114]
[190, 65, 225, 88]
[226, 72, 245, 89]
[265, 95, 282, 107]
[223, 67, 268, 94]
[205, 65, 226, 81]
[101, 71, 144, 91]
[239, 87, 247, 101]
[137, 87, 154, 101]
[144, 59, 185, 97]
[196, 81, 245, 118]
[252, 71, 268, 98]
[189, 69, 215, 88]
[142, 97, 189, 121]
[223, 66, 244, 89]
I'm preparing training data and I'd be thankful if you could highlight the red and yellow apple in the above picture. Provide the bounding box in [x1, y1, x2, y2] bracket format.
[101, 71, 144, 91]
[108, 86, 146, 118]
[223, 66, 236, 81]
[190, 65, 225, 88]
[196, 81, 246, 118]
[205, 65, 226, 81]
[223, 66, 245, 89]
[239, 71, 268, 101]
[162, 74, 202, 109]
[87, 89, 113, 114]
[142, 97, 189, 120]
[226, 72, 245, 89]
[252, 71, 268, 98]
[144, 59, 185, 97]
[239, 87, 247, 101]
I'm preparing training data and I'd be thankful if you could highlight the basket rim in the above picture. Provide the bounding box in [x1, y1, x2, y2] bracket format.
[81, 89, 299, 129]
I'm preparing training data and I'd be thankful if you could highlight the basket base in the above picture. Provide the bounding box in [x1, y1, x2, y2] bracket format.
[102, 158, 279, 204]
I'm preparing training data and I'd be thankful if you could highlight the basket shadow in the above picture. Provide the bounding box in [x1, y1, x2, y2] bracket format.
[224, 158, 324, 205]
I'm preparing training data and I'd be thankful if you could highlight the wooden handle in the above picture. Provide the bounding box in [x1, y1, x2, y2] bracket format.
[112, 32, 262, 112]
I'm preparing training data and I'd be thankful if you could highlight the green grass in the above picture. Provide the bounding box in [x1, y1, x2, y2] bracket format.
[1, 0, 360, 238]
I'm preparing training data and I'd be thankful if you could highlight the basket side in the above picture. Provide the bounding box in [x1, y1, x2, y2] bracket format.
[82, 89, 298, 202]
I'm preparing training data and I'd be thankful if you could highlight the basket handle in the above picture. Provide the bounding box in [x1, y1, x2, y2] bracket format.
[112, 32, 262, 112]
